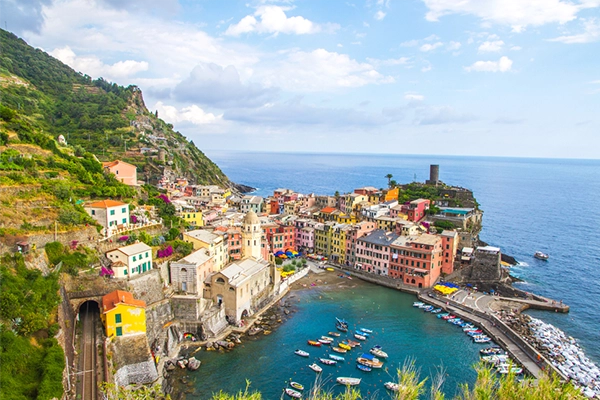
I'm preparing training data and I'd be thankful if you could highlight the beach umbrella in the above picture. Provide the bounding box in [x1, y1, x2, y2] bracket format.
[275, 251, 284, 256]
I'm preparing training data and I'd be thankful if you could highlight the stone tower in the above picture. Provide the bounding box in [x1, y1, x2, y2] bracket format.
[426, 164, 440, 185]
[242, 211, 262, 260]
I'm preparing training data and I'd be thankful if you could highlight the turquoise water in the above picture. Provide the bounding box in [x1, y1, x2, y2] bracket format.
[181, 279, 482, 399]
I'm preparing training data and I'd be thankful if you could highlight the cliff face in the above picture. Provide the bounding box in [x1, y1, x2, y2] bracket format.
[0, 28, 229, 187]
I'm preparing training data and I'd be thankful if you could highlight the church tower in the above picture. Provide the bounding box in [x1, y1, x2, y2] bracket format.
[242, 211, 262, 260]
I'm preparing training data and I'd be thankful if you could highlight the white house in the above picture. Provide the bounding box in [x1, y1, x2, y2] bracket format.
[106, 242, 153, 279]
[85, 200, 130, 237]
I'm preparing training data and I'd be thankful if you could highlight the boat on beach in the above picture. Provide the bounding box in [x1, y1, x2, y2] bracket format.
[285, 388, 302, 398]
[534, 251, 549, 260]
[336, 377, 361, 386]
[309, 363, 322, 373]
[295, 349, 309, 357]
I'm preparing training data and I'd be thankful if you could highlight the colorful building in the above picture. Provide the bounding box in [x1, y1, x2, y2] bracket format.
[169, 248, 214, 294]
[106, 242, 153, 279]
[180, 210, 203, 227]
[355, 229, 399, 275]
[183, 229, 226, 270]
[389, 234, 443, 288]
[85, 200, 130, 237]
[330, 224, 351, 264]
[101, 290, 146, 337]
[440, 230, 458, 275]
[345, 221, 377, 266]
[102, 160, 138, 186]
[401, 199, 431, 222]
[240, 195, 264, 214]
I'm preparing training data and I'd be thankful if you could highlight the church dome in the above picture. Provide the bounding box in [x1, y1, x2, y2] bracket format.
[243, 211, 260, 225]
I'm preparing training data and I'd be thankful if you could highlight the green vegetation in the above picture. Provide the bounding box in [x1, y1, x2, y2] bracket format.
[434, 220, 456, 231]
[0, 253, 64, 400]
[397, 183, 446, 204]
[45, 241, 98, 276]
[0, 28, 229, 187]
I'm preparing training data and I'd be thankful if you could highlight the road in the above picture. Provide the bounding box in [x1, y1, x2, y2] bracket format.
[78, 303, 99, 400]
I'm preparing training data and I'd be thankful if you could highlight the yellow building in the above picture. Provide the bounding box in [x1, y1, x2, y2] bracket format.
[180, 210, 204, 227]
[101, 290, 146, 338]
[183, 229, 226, 270]
[330, 224, 350, 264]
[314, 222, 334, 256]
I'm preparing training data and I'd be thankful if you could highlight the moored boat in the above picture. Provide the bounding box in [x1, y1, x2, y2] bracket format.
[309, 363, 322, 373]
[356, 364, 372, 372]
[319, 339, 332, 345]
[336, 325, 348, 333]
[480, 347, 503, 355]
[497, 364, 523, 374]
[290, 382, 304, 391]
[356, 330, 370, 337]
[413, 302, 425, 307]
[384, 382, 400, 392]
[295, 349, 309, 357]
[285, 388, 302, 398]
[321, 336, 334, 341]
[431, 308, 442, 314]
[437, 313, 450, 319]
[473, 336, 492, 343]
[328, 331, 341, 337]
[339, 342, 351, 350]
[359, 328, 373, 333]
[329, 354, 345, 361]
[357, 353, 383, 368]
[347, 339, 361, 347]
[370, 347, 388, 359]
[534, 251, 549, 261]
[332, 346, 348, 353]
[319, 358, 337, 365]
[354, 333, 367, 341]
[308, 340, 322, 347]
[336, 377, 361, 386]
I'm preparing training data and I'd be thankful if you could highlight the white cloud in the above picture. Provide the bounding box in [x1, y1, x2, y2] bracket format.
[421, 62, 432, 72]
[375, 10, 386, 20]
[415, 105, 477, 125]
[225, 5, 338, 36]
[50, 46, 148, 81]
[154, 101, 222, 125]
[404, 93, 425, 101]
[447, 41, 462, 51]
[422, 0, 598, 32]
[367, 56, 411, 66]
[420, 42, 443, 52]
[465, 56, 513, 72]
[478, 40, 504, 52]
[401, 39, 419, 47]
[550, 18, 600, 43]
[259, 49, 394, 91]
[510, 46, 522, 50]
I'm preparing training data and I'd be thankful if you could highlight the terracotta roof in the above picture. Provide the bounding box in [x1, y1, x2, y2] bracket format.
[321, 207, 337, 213]
[102, 160, 136, 168]
[102, 290, 146, 313]
[87, 199, 128, 208]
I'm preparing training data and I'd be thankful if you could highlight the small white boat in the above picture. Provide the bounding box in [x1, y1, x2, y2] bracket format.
[354, 333, 367, 341]
[290, 382, 304, 391]
[534, 251, 549, 260]
[370, 347, 389, 359]
[384, 382, 400, 392]
[360, 328, 373, 333]
[295, 349, 309, 357]
[413, 302, 424, 307]
[336, 377, 361, 386]
[309, 363, 322, 373]
[496, 364, 523, 374]
[285, 388, 302, 398]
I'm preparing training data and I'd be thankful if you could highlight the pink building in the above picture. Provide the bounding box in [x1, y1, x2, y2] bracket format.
[102, 160, 137, 186]
[355, 229, 399, 275]
[389, 234, 443, 288]
[345, 221, 377, 266]
[440, 230, 458, 275]
[401, 199, 431, 222]
[294, 219, 315, 253]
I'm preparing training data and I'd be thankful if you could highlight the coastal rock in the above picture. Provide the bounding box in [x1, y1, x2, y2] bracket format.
[230, 182, 256, 194]
[187, 357, 201, 371]
[165, 361, 176, 371]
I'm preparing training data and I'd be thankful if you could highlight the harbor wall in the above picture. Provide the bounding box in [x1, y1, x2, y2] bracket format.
[330, 263, 421, 295]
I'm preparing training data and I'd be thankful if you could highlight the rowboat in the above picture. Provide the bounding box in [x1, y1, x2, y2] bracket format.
[295, 349, 309, 357]
[359, 328, 373, 334]
[336, 325, 348, 333]
[321, 336, 335, 341]
[308, 340, 322, 347]
[384, 382, 400, 392]
[356, 330, 369, 337]
[336, 377, 361, 386]
[437, 313, 449, 319]
[338, 342, 351, 350]
[354, 333, 367, 341]
[474, 336, 492, 343]
[285, 388, 302, 398]
[326, 267, 335, 271]
[319, 358, 337, 365]
[347, 339, 361, 347]
[329, 354, 345, 361]
[331, 346, 347, 353]
[319, 339, 332, 345]
[328, 331, 341, 337]
[413, 302, 424, 307]
[356, 364, 372, 372]
[497, 365, 523, 374]
[309, 363, 322, 373]
[290, 382, 304, 391]
[480, 347, 503, 355]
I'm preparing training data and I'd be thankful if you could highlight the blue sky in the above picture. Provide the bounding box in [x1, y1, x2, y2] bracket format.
[3, 0, 600, 158]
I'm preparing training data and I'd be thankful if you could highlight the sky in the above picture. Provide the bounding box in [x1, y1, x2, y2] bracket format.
[2, 0, 600, 159]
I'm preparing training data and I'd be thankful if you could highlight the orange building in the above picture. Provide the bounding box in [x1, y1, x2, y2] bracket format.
[102, 160, 138, 186]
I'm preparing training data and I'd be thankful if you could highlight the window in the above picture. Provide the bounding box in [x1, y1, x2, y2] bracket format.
[122, 208, 126, 213]
[91, 210, 96, 215]
[115, 314, 122, 323]
[116, 327, 123, 336]
[122, 218, 127, 224]
[145, 252, 149, 258]
[110, 210, 115, 216]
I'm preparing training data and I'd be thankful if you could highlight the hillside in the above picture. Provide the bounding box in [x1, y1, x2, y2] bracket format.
[0, 28, 229, 187]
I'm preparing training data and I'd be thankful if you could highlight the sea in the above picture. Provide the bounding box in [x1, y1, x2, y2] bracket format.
[181, 151, 600, 399]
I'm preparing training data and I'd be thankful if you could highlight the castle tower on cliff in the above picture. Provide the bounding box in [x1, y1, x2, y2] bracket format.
[426, 164, 440, 185]
[242, 211, 262, 260]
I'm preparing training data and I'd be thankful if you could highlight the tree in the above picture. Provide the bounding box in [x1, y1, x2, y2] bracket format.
[385, 173, 393, 188]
